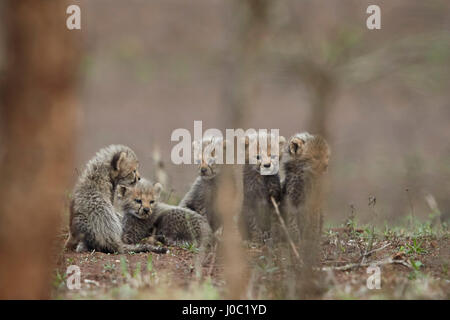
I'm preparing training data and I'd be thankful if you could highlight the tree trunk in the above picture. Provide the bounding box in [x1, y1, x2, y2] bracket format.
[0, 0, 80, 299]
[221, 0, 271, 129]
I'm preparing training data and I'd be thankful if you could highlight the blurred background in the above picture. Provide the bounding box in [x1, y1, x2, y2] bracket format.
[0, 0, 449, 299]
[2, 0, 450, 224]
[61, 0, 450, 225]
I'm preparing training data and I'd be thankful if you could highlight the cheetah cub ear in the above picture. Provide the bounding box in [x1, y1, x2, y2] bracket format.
[153, 182, 163, 199]
[287, 132, 314, 156]
[288, 137, 305, 156]
[117, 185, 131, 198]
[111, 151, 127, 171]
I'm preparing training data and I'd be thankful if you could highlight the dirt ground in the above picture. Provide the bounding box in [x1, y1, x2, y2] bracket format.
[53, 226, 449, 300]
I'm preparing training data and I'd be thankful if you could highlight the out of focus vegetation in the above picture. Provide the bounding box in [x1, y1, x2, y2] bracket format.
[1, 0, 449, 299]
[61, 0, 450, 225]
[54, 215, 449, 299]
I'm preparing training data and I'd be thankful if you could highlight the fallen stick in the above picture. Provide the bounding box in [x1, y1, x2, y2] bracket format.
[270, 196, 301, 263]
[321, 257, 412, 272]
[360, 242, 391, 266]
[364, 242, 391, 257]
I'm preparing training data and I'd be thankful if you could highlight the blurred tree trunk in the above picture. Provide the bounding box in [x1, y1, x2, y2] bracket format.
[215, 166, 247, 299]
[222, 0, 271, 129]
[0, 0, 80, 299]
[308, 72, 335, 140]
[295, 60, 335, 140]
[219, 0, 271, 299]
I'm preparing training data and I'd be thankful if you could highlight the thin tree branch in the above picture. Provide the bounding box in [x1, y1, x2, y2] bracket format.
[270, 196, 301, 263]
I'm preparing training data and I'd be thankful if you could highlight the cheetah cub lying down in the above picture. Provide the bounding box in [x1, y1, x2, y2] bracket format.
[117, 179, 213, 250]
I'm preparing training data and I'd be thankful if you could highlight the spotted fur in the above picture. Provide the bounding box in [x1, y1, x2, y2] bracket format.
[65, 145, 165, 254]
[179, 137, 227, 232]
[281, 133, 330, 242]
[238, 132, 286, 244]
[119, 179, 213, 249]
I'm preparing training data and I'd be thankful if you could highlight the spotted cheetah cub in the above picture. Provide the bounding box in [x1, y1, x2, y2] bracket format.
[238, 132, 286, 244]
[66, 144, 165, 254]
[282, 132, 330, 242]
[118, 179, 213, 250]
[179, 137, 227, 232]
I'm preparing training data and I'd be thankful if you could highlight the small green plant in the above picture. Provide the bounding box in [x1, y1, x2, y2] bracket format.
[181, 242, 200, 254]
[103, 263, 116, 273]
[133, 262, 142, 279]
[344, 208, 361, 238]
[406, 238, 427, 255]
[382, 224, 398, 239]
[325, 229, 338, 237]
[146, 254, 158, 279]
[409, 260, 424, 280]
[147, 255, 153, 272]
[196, 277, 220, 299]
[52, 269, 67, 289]
[345, 214, 357, 231]
[442, 263, 448, 278]
[120, 256, 129, 278]
[411, 260, 423, 271]
[256, 256, 278, 274]
[416, 221, 433, 237]
[406, 214, 435, 237]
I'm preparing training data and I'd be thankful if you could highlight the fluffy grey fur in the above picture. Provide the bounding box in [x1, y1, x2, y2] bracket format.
[239, 165, 282, 243]
[179, 137, 226, 232]
[122, 202, 213, 249]
[281, 158, 307, 241]
[281, 132, 330, 242]
[179, 176, 221, 232]
[65, 144, 166, 254]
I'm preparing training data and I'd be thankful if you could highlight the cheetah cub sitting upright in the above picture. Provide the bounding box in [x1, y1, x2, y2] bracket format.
[65, 144, 166, 254]
[238, 132, 286, 244]
[282, 132, 330, 243]
[118, 179, 213, 250]
[179, 136, 227, 232]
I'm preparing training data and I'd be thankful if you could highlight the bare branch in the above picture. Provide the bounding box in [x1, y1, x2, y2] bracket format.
[321, 257, 412, 272]
[270, 196, 302, 264]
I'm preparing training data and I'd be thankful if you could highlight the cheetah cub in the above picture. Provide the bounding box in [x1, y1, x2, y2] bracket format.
[282, 132, 330, 242]
[238, 132, 286, 244]
[119, 179, 213, 250]
[179, 137, 227, 232]
[65, 144, 166, 254]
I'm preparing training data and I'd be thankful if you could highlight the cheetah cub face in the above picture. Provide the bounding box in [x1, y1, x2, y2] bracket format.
[193, 137, 227, 179]
[286, 132, 330, 174]
[118, 180, 163, 219]
[111, 150, 141, 186]
[244, 133, 286, 175]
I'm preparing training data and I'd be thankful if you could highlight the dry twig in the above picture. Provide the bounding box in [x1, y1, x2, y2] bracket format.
[270, 196, 301, 263]
[364, 242, 391, 257]
[321, 257, 412, 272]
